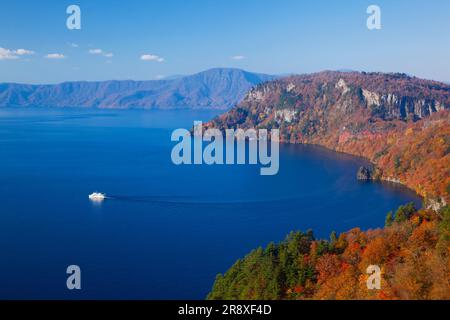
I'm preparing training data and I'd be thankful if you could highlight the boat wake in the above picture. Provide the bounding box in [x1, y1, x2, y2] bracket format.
[104, 195, 195, 204]
[102, 194, 322, 207]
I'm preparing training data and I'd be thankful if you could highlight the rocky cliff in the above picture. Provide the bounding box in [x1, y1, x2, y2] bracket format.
[206, 71, 450, 207]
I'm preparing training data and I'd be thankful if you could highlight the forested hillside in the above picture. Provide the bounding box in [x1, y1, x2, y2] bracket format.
[206, 71, 450, 209]
[208, 205, 449, 300]
[206, 71, 450, 300]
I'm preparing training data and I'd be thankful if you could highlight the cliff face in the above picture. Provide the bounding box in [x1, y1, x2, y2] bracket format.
[207, 71, 450, 206]
[0, 68, 276, 110]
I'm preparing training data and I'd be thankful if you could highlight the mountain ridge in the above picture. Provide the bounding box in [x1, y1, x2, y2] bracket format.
[205, 71, 450, 301]
[0, 68, 276, 110]
[205, 71, 450, 207]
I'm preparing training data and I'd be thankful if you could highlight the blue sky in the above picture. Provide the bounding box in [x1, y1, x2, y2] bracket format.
[1, 0, 449, 83]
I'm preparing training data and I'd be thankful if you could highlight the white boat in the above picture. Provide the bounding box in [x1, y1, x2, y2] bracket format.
[89, 192, 106, 201]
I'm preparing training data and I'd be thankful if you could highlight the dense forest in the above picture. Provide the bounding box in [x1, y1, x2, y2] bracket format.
[206, 71, 450, 300]
[208, 204, 449, 300]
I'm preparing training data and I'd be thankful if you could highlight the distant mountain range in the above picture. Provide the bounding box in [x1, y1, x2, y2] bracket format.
[0, 68, 276, 110]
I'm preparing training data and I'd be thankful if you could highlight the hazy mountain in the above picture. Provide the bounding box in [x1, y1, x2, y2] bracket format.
[0, 68, 276, 110]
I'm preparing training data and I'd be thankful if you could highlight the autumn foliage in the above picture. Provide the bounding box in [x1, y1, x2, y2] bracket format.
[206, 72, 450, 300]
[208, 205, 450, 300]
[206, 71, 450, 207]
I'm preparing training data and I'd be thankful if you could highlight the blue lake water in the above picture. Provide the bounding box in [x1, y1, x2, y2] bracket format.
[0, 108, 421, 299]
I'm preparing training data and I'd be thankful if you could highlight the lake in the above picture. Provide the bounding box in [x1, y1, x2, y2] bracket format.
[0, 108, 421, 299]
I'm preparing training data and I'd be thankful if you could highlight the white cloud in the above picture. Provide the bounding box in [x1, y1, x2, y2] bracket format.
[89, 49, 103, 54]
[154, 75, 166, 80]
[141, 54, 164, 62]
[15, 49, 35, 56]
[89, 48, 113, 58]
[0, 47, 35, 60]
[69, 43, 79, 48]
[45, 53, 66, 59]
[0, 48, 19, 60]
[231, 55, 245, 60]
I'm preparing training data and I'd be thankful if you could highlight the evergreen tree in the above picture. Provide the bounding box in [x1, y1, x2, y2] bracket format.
[385, 211, 393, 227]
[395, 203, 416, 223]
[329, 231, 338, 251]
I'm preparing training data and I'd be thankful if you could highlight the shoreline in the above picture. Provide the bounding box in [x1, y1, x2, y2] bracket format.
[276, 139, 441, 210]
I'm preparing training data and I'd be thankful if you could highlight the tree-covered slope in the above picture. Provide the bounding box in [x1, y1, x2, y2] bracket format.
[208, 205, 450, 300]
[206, 71, 450, 208]
[206, 71, 450, 300]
